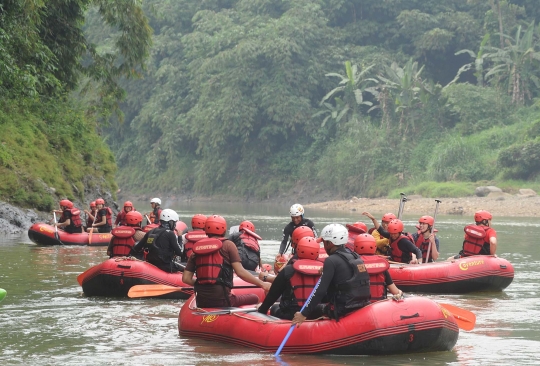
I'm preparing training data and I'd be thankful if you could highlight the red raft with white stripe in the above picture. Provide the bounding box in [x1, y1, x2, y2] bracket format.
[78, 257, 264, 300]
[28, 223, 112, 246]
[179, 295, 459, 355]
[389, 255, 514, 293]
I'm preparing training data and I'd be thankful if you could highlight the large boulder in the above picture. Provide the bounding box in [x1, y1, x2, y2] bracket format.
[517, 189, 537, 198]
[475, 186, 502, 197]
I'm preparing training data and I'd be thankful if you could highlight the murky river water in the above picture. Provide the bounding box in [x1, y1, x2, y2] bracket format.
[0, 201, 538, 365]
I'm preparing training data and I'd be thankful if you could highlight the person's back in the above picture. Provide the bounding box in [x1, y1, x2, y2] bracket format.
[229, 220, 261, 271]
[182, 214, 208, 261]
[450, 210, 497, 259]
[133, 209, 183, 272]
[108, 211, 145, 258]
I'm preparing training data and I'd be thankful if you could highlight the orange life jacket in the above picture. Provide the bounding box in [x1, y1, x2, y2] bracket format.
[414, 233, 433, 262]
[462, 225, 493, 256]
[290, 259, 323, 306]
[110, 226, 138, 257]
[361, 255, 390, 302]
[389, 233, 414, 263]
[192, 237, 233, 288]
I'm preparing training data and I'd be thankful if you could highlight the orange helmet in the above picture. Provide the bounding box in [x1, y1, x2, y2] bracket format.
[191, 214, 207, 229]
[387, 219, 404, 234]
[291, 226, 315, 249]
[346, 222, 367, 234]
[354, 234, 376, 255]
[381, 213, 397, 222]
[90, 201, 96, 208]
[60, 199, 73, 209]
[239, 220, 255, 232]
[205, 215, 227, 236]
[474, 210, 492, 222]
[126, 211, 143, 226]
[418, 215, 434, 226]
[95, 198, 105, 205]
[296, 237, 320, 260]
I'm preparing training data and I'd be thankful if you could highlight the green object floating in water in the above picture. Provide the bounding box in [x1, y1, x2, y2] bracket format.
[0, 288, 6, 302]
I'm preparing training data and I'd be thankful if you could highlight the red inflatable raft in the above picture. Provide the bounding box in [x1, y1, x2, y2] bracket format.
[78, 257, 265, 300]
[389, 255, 514, 293]
[28, 223, 112, 246]
[179, 295, 459, 355]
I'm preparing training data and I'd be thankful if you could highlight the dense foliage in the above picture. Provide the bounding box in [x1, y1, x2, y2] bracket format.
[101, 0, 540, 198]
[0, 0, 151, 208]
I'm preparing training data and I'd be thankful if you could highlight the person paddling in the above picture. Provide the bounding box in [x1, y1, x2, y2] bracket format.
[291, 224, 371, 326]
[448, 210, 497, 260]
[53, 199, 83, 234]
[83, 201, 97, 231]
[412, 216, 439, 262]
[87, 198, 112, 233]
[182, 215, 270, 308]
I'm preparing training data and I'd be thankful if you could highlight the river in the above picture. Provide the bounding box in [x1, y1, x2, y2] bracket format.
[0, 201, 538, 365]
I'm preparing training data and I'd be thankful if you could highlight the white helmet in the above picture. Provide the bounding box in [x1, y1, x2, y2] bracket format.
[319, 224, 348, 245]
[150, 197, 161, 205]
[289, 203, 304, 217]
[160, 209, 178, 222]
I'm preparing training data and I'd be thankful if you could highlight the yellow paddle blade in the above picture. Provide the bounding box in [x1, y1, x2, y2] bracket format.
[439, 303, 477, 331]
[127, 284, 189, 298]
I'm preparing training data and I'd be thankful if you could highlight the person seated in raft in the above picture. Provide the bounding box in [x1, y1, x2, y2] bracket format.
[362, 212, 396, 255]
[181, 214, 207, 261]
[412, 216, 439, 262]
[53, 199, 83, 234]
[83, 201, 97, 231]
[291, 224, 371, 325]
[107, 211, 146, 258]
[257, 237, 323, 320]
[228, 220, 262, 271]
[277, 203, 317, 259]
[87, 198, 113, 233]
[353, 233, 403, 301]
[448, 210, 497, 260]
[133, 209, 184, 272]
[182, 215, 271, 308]
[146, 197, 162, 225]
[114, 201, 135, 228]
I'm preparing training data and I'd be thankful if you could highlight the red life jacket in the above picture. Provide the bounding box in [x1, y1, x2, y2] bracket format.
[96, 207, 113, 227]
[239, 230, 260, 252]
[414, 234, 432, 262]
[149, 207, 162, 224]
[116, 211, 128, 226]
[184, 231, 208, 258]
[61, 208, 82, 228]
[389, 233, 414, 262]
[192, 237, 233, 288]
[110, 226, 138, 257]
[317, 247, 328, 263]
[462, 225, 492, 256]
[86, 209, 97, 228]
[290, 259, 323, 306]
[361, 255, 390, 302]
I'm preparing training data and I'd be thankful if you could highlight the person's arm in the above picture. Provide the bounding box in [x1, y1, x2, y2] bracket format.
[489, 236, 497, 255]
[400, 239, 422, 264]
[257, 270, 288, 314]
[132, 232, 149, 253]
[106, 237, 114, 257]
[57, 218, 70, 228]
[430, 234, 439, 261]
[182, 270, 196, 286]
[168, 231, 183, 256]
[278, 224, 292, 255]
[362, 211, 380, 230]
[232, 262, 271, 292]
[307, 219, 318, 237]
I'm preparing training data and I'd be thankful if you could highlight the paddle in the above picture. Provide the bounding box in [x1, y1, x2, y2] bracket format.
[192, 307, 258, 316]
[425, 199, 441, 263]
[439, 303, 476, 331]
[127, 284, 260, 298]
[88, 212, 97, 245]
[275, 277, 322, 356]
[397, 193, 407, 219]
[52, 212, 65, 245]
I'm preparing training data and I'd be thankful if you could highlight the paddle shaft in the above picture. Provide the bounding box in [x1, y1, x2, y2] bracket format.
[425, 199, 441, 263]
[275, 277, 322, 356]
[397, 193, 407, 220]
[88, 212, 97, 245]
[127, 284, 260, 298]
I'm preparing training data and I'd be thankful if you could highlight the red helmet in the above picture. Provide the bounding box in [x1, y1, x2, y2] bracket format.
[239, 220, 255, 232]
[474, 210, 492, 222]
[123, 201, 133, 208]
[205, 215, 227, 235]
[60, 199, 73, 209]
[354, 234, 377, 255]
[191, 214, 207, 229]
[381, 213, 397, 222]
[90, 201, 96, 208]
[95, 198, 105, 205]
[291, 226, 315, 249]
[125, 211, 143, 226]
[296, 237, 320, 260]
[261, 263, 273, 272]
[387, 219, 404, 234]
[346, 222, 367, 234]
[418, 215, 434, 226]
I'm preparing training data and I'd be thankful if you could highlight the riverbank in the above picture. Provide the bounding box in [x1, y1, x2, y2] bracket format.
[305, 193, 540, 218]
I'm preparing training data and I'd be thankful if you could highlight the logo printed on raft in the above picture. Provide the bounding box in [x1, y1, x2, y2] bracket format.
[201, 315, 218, 324]
[459, 260, 485, 271]
[39, 226, 55, 234]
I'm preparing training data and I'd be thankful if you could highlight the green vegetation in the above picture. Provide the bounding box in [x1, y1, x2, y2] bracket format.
[0, 1, 151, 208]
